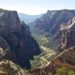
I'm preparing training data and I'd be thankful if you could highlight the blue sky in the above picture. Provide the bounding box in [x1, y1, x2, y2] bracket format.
[0, 0, 75, 15]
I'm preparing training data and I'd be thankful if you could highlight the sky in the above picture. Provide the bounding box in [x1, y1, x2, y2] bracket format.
[0, 0, 75, 15]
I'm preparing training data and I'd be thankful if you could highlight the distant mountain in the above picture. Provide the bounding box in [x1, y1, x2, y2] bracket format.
[0, 60, 23, 75]
[18, 13, 42, 24]
[32, 9, 75, 34]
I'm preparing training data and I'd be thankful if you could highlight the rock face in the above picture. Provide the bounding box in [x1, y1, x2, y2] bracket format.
[0, 10, 41, 69]
[58, 17, 75, 51]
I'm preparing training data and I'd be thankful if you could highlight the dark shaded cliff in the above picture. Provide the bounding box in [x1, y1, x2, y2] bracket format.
[0, 10, 41, 69]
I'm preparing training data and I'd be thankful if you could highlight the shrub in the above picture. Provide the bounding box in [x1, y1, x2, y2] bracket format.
[69, 70, 75, 75]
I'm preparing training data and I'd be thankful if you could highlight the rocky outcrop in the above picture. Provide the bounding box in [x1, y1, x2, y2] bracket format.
[0, 9, 41, 69]
[0, 60, 23, 75]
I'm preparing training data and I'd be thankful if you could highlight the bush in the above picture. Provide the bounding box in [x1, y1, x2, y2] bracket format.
[55, 67, 75, 75]
[69, 70, 75, 75]
[48, 72, 52, 75]
[55, 67, 69, 75]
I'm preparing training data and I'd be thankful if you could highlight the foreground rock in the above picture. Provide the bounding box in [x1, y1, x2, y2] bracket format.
[0, 60, 23, 75]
